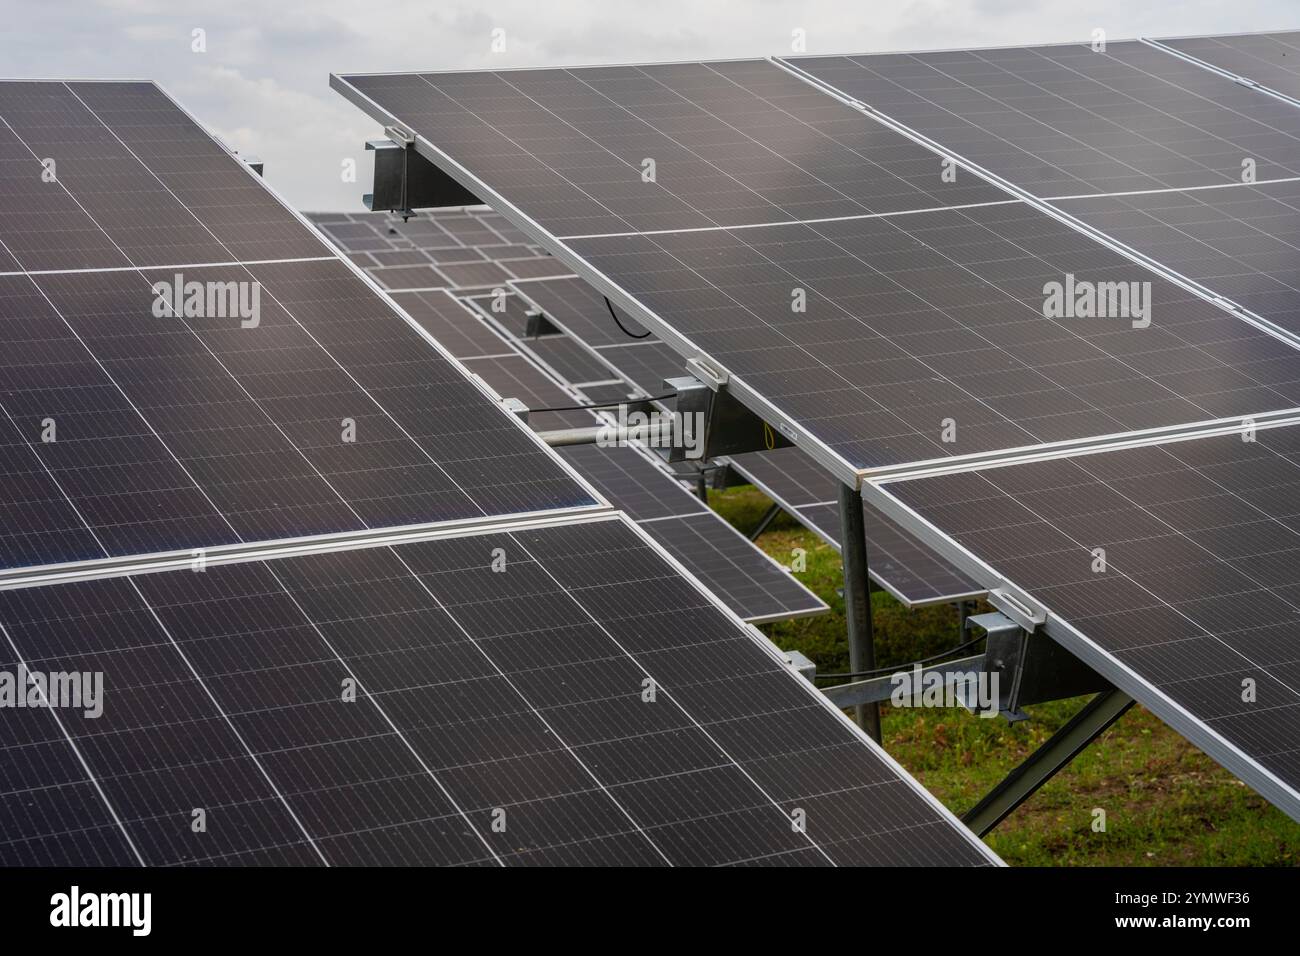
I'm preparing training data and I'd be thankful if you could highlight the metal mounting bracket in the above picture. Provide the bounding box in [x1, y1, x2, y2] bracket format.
[966, 608, 1109, 720]
[663, 374, 793, 462]
[364, 137, 482, 215]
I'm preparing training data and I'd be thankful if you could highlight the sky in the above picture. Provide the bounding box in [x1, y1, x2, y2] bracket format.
[5, 1, 1298, 211]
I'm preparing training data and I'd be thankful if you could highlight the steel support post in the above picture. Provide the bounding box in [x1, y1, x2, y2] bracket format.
[838, 482, 880, 742]
[961, 688, 1134, 836]
[749, 502, 783, 541]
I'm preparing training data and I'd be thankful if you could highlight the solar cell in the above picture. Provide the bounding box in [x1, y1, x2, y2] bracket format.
[0, 515, 993, 866]
[335, 62, 1300, 479]
[1155, 32, 1300, 104]
[789, 41, 1300, 195]
[878, 424, 1300, 819]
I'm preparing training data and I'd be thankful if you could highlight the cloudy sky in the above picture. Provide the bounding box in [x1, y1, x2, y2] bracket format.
[9, 1, 1298, 210]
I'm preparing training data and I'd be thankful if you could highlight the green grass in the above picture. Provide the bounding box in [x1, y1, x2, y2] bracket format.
[710, 484, 1300, 867]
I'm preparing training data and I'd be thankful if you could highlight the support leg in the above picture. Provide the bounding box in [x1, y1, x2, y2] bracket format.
[749, 502, 782, 541]
[838, 482, 881, 742]
[961, 688, 1134, 837]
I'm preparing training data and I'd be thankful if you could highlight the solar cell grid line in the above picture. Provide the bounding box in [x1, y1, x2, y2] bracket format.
[0, 514, 998, 866]
[1150, 32, 1300, 107]
[787, 40, 1300, 198]
[870, 424, 1300, 820]
[334, 61, 1300, 481]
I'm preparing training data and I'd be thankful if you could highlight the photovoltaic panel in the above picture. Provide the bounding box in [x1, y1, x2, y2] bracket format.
[589, 341, 687, 398]
[336, 60, 1007, 238]
[1157, 32, 1300, 103]
[880, 424, 1300, 819]
[559, 444, 826, 623]
[790, 41, 1300, 196]
[334, 62, 1300, 478]
[0, 82, 600, 575]
[0, 81, 325, 267]
[0, 515, 994, 866]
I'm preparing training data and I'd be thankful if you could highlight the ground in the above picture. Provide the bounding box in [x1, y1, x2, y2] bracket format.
[711, 484, 1300, 867]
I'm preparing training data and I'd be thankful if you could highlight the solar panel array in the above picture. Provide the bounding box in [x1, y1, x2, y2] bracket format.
[332, 35, 1300, 823]
[309, 219, 827, 624]
[508, 275, 983, 605]
[336, 59, 1300, 480]
[0, 80, 1001, 867]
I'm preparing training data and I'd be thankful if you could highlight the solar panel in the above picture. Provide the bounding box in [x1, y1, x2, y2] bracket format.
[789, 41, 1300, 196]
[0, 82, 604, 580]
[1155, 32, 1300, 104]
[0, 515, 992, 866]
[334, 61, 1300, 480]
[876, 424, 1300, 819]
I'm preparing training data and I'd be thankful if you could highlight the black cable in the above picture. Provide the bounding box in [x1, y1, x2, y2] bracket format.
[526, 391, 676, 414]
[604, 296, 652, 339]
[813, 631, 989, 683]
